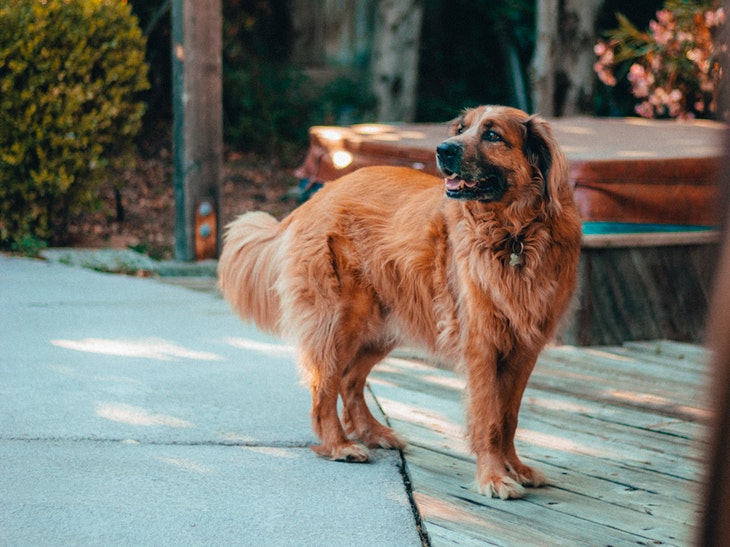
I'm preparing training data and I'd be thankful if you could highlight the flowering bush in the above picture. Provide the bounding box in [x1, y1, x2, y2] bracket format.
[594, 0, 726, 119]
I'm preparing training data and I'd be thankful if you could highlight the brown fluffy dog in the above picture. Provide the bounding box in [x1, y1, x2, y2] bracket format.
[219, 106, 582, 499]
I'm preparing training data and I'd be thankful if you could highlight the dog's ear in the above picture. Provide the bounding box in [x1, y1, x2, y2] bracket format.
[523, 115, 567, 216]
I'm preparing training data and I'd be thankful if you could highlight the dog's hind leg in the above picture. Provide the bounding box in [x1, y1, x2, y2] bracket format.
[292, 233, 393, 461]
[340, 343, 407, 450]
[304, 347, 372, 463]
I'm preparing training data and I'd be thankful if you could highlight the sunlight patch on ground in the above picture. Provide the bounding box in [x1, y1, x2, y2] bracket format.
[377, 397, 463, 437]
[609, 389, 711, 420]
[156, 456, 214, 474]
[381, 357, 429, 371]
[516, 428, 617, 458]
[51, 338, 223, 362]
[584, 348, 636, 362]
[609, 390, 671, 406]
[243, 446, 300, 459]
[224, 337, 296, 358]
[524, 396, 592, 414]
[421, 373, 466, 391]
[49, 365, 144, 385]
[217, 431, 257, 444]
[413, 491, 486, 527]
[95, 402, 194, 428]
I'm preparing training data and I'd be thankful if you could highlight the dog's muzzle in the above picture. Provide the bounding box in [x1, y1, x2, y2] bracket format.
[436, 140, 506, 202]
[436, 141, 462, 176]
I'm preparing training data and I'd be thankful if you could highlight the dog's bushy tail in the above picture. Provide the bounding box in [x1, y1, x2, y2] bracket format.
[218, 211, 283, 334]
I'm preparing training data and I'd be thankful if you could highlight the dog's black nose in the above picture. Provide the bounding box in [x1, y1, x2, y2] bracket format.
[436, 141, 460, 162]
[436, 141, 462, 173]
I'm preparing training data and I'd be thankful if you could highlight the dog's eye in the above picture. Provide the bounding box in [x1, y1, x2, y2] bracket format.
[483, 129, 502, 142]
[455, 123, 465, 135]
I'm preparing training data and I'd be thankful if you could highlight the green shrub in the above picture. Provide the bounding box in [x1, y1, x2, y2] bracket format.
[223, 60, 313, 153]
[0, 0, 149, 247]
[223, 63, 378, 155]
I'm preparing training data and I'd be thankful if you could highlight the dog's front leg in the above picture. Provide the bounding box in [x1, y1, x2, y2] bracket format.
[499, 347, 546, 489]
[465, 347, 544, 499]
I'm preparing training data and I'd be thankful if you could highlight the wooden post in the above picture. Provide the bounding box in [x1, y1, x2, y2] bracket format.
[172, 0, 222, 261]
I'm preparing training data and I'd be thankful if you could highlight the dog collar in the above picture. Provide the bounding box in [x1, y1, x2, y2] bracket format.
[509, 237, 524, 267]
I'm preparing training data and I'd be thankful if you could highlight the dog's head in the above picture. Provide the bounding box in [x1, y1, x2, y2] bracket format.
[436, 105, 566, 214]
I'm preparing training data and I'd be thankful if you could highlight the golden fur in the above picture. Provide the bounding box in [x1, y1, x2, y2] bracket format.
[219, 106, 582, 499]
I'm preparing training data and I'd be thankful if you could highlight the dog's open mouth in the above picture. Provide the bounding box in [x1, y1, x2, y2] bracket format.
[444, 172, 478, 191]
[442, 169, 503, 201]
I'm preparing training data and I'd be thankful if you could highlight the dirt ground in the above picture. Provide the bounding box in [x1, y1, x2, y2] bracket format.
[66, 141, 304, 260]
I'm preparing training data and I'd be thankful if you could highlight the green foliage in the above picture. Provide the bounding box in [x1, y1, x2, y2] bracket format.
[0, 0, 149, 248]
[220, 0, 375, 154]
[418, 0, 535, 121]
[223, 62, 377, 154]
[9, 233, 46, 258]
[223, 61, 313, 153]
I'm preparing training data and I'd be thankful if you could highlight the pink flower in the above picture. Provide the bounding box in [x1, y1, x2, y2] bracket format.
[667, 89, 684, 117]
[594, 3, 726, 119]
[593, 41, 617, 86]
[627, 64, 653, 98]
[635, 101, 655, 118]
[649, 87, 667, 108]
[655, 9, 674, 26]
[676, 31, 694, 43]
[705, 7, 726, 28]
[594, 41, 614, 64]
[650, 10, 676, 46]
[594, 63, 617, 86]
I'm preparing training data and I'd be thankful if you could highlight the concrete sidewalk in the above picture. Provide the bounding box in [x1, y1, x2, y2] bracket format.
[0, 255, 423, 546]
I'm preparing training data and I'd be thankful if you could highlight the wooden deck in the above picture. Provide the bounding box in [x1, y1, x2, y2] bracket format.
[368, 340, 712, 546]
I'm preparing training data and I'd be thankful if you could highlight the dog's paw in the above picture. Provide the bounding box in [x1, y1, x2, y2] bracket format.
[373, 429, 408, 450]
[359, 426, 408, 451]
[508, 462, 547, 488]
[477, 475, 526, 500]
[311, 441, 371, 463]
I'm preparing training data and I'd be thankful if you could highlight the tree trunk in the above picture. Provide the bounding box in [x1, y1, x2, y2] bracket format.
[290, 0, 374, 69]
[370, 0, 423, 121]
[531, 0, 604, 116]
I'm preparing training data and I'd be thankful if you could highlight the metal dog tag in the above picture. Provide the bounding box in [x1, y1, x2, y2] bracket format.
[509, 252, 523, 267]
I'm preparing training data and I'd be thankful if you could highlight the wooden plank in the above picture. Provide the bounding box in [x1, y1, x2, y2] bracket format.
[531, 350, 709, 421]
[595, 343, 707, 373]
[368, 343, 708, 546]
[405, 446, 695, 546]
[402, 437, 700, 521]
[516, 411, 704, 481]
[374, 388, 704, 498]
[389, 414, 702, 507]
[540, 345, 704, 387]
[374, 376, 704, 480]
[582, 230, 719, 249]
[522, 388, 699, 439]
[621, 340, 710, 368]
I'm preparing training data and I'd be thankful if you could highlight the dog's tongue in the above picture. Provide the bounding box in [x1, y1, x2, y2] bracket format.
[444, 176, 478, 191]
